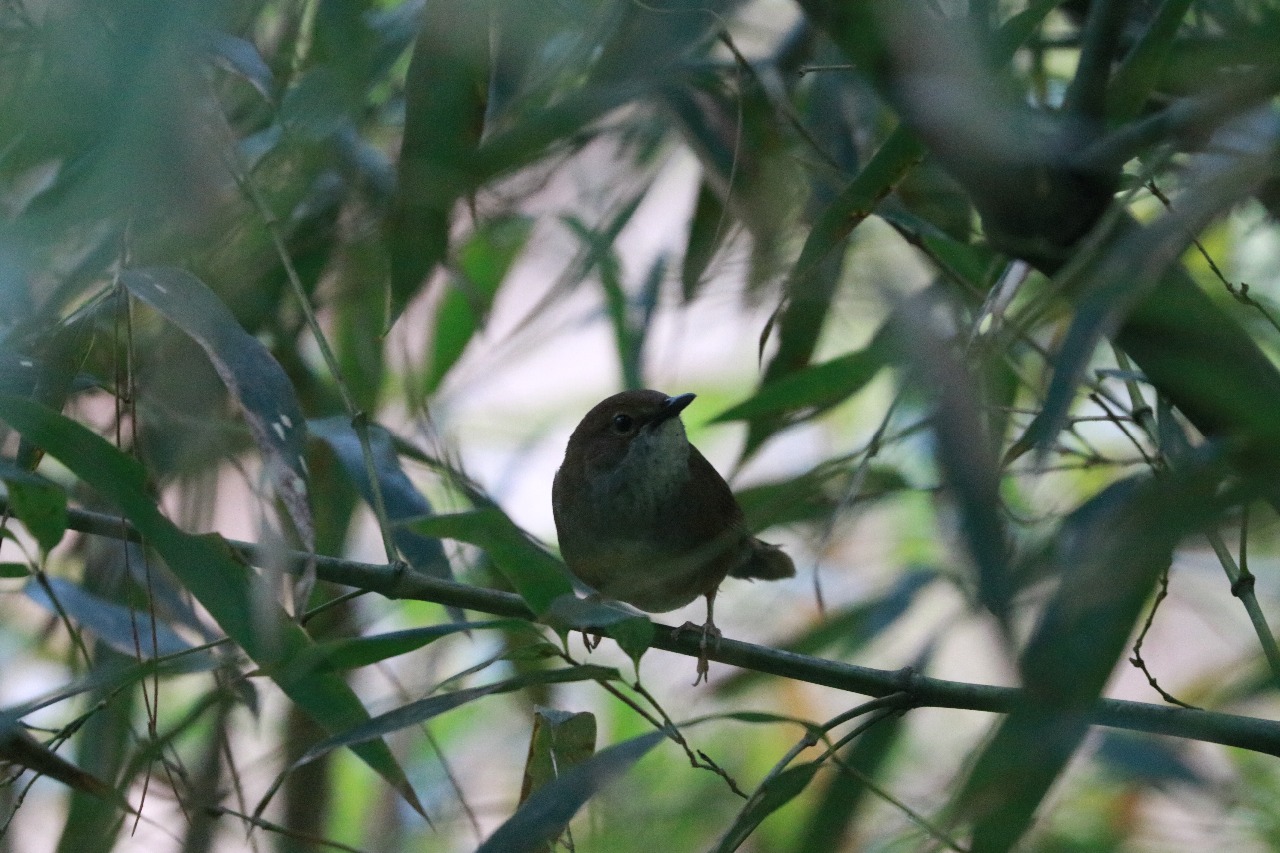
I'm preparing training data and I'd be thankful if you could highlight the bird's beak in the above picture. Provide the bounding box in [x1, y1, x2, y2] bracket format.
[651, 392, 696, 428]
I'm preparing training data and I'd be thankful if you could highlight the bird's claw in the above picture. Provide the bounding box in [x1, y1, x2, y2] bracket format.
[675, 620, 722, 685]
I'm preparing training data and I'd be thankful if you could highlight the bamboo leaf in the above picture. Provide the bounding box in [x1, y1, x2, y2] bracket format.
[957, 461, 1232, 851]
[293, 665, 618, 768]
[713, 763, 822, 853]
[425, 215, 534, 393]
[386, 0, 491, 325]
[207, 32, 274, 100]
[714, 321, 895, 425]
[26, 577, 201, 661]
[120, 267, 313, 556]
[0, 464, 66, 554]
[477, 731, 665, 853]
[295, 620, 528, 674]
[681, 181, 729, 301]
[404, 509, 574, 616]
[543, 594, 654, 665]
[519, 708, 598, 808]
[0, 394, 424, 816]
[309, 416, 454, 609]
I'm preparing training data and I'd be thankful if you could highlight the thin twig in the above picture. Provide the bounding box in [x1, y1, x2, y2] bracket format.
[1128, 567, 1200, 709]
[1147, 180, 1280, 338]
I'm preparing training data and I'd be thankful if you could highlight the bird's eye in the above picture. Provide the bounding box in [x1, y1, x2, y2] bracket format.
[610, 413, 634, 434]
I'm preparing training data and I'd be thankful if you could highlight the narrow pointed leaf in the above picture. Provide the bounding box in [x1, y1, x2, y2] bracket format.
[386, 0, 491, 324]
[714, 322, 895, 424]
[519, 708, 597, 805]
[310, 416, 453, 591]
[425, 215, 533, 393]
[293, 665, 617, 768]
[26, 577, 199, 660]
[208, 32, 274, 99]
[0, 465, 67, 554]
[294, 620, 527, 673]
[477, 731, 665, 853]
[0, 394, 423, 815]
[714, 763, 822, 853]
[957, 461, 1232, 851]
[404, 509, 573, 615]
[120, 267, 312, 554]
[681, 180, 728, 301]
[543, 593, 654, 665]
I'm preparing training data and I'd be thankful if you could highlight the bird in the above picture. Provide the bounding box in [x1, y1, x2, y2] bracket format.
[552, 389, 795, 683]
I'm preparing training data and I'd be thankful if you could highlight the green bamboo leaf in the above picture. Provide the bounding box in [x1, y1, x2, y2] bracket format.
[280, 65, 351, 139]
[794, 713, 906, 853]
[1029, 205, 1280, 457]
[713, 763, 822, 853]
[734, 464, 909, 531]
[519, 708, 597, 808]
[599, 248, 637, 389]
[1106, 0, 1196, 121]
[119, 267, 312, 556]
[681, 180, 728, 301]
[789, 128, 924, 293]
[208, 32, 274, 100]
[543, 594, 654, 666]
[0, 465, 67, 554]
[386, 0, 491, 325]
[26, 577, 201, 661]
[477, 731, 665, 853]
[293, 665, 618, 768]
[472, 86, 634, 184]
[747, 250, 842, 459]
[909, 316, 1012, 627]
[425, 215, 534, 393]
[0, 394, 424, 816]
[664, 61, 792, 291]
[309, 416, 454, 616]
[714, 321, 895, 424]
[879, 204, 997, 286]
[957, 461, 1231, 851]
[587, 0, 720, 86]
[6, 654, 220, 723]
[404, 509, 573, 616]
[295, 620, 528, 673]
[0, 563, 29, 578]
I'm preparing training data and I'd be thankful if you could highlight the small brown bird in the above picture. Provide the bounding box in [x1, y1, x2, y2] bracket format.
[552, 389, 795, 683]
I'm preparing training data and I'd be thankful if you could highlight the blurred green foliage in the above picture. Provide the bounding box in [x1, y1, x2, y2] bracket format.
[1, 0, 1280, 851]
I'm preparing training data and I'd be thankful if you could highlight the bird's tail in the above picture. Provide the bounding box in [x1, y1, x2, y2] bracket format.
[730, 538, 796, 580]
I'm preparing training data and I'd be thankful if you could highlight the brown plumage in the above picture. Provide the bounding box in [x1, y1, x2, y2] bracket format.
[552, 389, 794, 682]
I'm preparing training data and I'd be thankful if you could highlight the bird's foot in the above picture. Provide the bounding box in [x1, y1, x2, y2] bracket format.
[675, 620, 722, 685]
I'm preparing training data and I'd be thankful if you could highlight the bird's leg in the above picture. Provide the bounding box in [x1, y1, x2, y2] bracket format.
[675, 590, 722, 685]
[578, 591, 607, 651]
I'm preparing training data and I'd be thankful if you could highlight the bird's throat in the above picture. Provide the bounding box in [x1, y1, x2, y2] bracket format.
[589, 419, 690, 520]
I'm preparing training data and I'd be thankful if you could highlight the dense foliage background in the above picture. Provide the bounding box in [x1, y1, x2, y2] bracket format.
[3, 0, 1280, 850]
